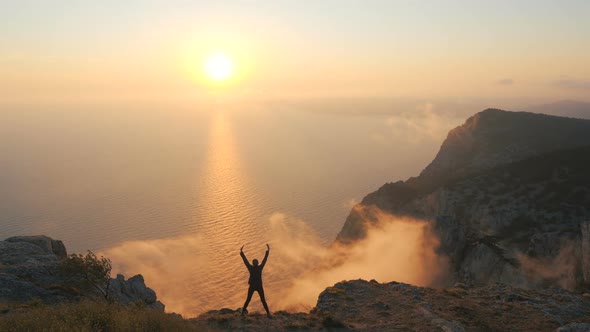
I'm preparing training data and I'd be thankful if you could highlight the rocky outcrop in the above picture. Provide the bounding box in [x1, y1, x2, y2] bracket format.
[557, 322, 590, 332]
[0, 236, 164, 310]
[582, 221, 590, 285]
[5, 235, 67, 258]
[418, 109, 590, 189]
[0, 236, 64, 303]
[338, 110, 590, 290]
[109, 274, 164, 310]
[192, 279, 590, 331]
[314, 280, 590, 331]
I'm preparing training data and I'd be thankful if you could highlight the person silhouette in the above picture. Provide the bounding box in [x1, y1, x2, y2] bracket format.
[240, 244, 271, 318]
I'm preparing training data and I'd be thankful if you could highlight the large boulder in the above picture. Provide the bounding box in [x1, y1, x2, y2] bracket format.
[0, 238, 64, 303]
[0, 239, 60, 283]
[5, 235, 67, 258]
[109, 274, 165, 311]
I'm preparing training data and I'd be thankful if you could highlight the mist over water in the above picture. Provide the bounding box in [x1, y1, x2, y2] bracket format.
[0, 99, 468, 316]
[102, 207, 450, 316]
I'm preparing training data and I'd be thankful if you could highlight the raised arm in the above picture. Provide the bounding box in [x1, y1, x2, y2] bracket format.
[261, 244, 270, 268]
[240, 245, 251, 268]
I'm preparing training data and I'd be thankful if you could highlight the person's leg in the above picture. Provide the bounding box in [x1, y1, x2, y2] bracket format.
[257, 287, 271, 317]
[242, 287, 254, 315]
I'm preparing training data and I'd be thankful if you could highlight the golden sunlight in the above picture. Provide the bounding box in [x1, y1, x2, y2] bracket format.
[203, 52, 235, 82]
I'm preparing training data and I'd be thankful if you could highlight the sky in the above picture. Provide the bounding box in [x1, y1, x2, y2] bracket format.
[1, 0, 589, 104]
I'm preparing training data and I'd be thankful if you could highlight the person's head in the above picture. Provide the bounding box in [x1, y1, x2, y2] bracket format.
[252, 259, 259, 266]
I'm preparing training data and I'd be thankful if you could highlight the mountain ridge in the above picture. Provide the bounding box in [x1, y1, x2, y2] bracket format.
[338, 109, 590, 290]
[418, 109, 590, 185]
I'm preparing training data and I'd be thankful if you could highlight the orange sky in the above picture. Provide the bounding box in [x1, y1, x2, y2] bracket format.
[1, 1, 589, 104]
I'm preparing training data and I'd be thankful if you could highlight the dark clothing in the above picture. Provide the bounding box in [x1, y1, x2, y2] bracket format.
[241, 250, 269, 287]
[243, 285, 269, 315]
[240, 250, 270, 315]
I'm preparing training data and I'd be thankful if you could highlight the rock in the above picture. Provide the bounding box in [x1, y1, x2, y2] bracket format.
[51, 240, 68, 259]
[219, 308, 236, 314]
[0, 236, 164, 311]
[109, 274, 164, 311]
[459, 242, 525, 286]
[311, 279, 590, 332]
[581, 221, 590, 284]
[527, 232, 565, 257]
[418, 110, 590, 188]
[337, 110, 590, 291]
[190, 279, 590, 331]
[0, 239, 61, 299]
[5, 236, 67, 258]
[556, 322, 590, 332]
[370, 301, 390, 310]
[0, 273, 52, 302]
[418, 307, 465, 332]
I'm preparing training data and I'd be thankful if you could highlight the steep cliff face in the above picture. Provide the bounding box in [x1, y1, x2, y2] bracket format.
[411, 147, 590, 288]
[338, 110, 590, 290]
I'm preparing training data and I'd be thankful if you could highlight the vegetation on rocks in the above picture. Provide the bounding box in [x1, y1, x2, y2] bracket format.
[0, 236, 165, 310]
[3, 278, 589, 331]
[59, 251, 112, 302]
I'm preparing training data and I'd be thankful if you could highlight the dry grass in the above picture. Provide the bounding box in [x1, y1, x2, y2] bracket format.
[0, 300, 205, 332]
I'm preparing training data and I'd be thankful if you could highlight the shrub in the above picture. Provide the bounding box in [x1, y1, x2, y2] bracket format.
[60, 251, 112, 302]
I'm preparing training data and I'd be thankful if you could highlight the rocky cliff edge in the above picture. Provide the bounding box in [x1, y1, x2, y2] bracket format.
[0, 235, 164, 310]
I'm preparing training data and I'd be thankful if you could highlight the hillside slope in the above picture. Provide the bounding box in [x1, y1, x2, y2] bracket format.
[338, 110, 590, 290]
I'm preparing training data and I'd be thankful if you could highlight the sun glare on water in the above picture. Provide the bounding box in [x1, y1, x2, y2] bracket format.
[203, 52, 235, 82]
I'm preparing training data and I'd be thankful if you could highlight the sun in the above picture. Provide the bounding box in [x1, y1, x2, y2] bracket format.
[203, 52, 234, 82]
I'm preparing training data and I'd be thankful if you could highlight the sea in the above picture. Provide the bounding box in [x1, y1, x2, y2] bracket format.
[0, 98, 473, 315]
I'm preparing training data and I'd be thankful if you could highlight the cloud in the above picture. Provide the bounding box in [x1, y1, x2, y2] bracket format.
[343, 198, 359, 210]
[416, 102, 435, 113]
[517, 241, 579, 290]
[100, 235, 211, 316]
[100, 207, 449, 316]
[270, 206, 449, 311]
[381, 102, 463, 144]
[553, 79, 590, 90]
[496, 78, 514, 86]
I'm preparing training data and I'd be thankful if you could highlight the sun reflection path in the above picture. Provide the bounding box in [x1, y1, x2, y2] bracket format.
[103, 111, 276, 317]
[186, 110, 270, 314]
